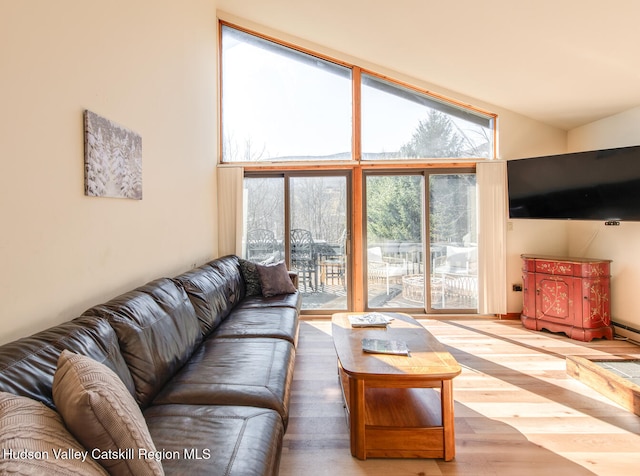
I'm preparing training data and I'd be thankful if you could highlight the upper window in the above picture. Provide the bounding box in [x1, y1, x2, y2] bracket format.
[220, 23, 495, 164]
[221, 25, 352, 162]
[361, 74, 493, 160]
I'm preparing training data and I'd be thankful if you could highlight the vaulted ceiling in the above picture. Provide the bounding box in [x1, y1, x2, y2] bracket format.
[217, 0, 640, 131]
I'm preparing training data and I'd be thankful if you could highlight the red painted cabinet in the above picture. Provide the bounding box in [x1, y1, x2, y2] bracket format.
[521, 255, 613, 341]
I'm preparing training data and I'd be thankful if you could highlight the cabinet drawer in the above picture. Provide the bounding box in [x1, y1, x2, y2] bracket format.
[523, 255, 611, 278]
[535, 260, 574, 276]
[575, 262, 610, 278]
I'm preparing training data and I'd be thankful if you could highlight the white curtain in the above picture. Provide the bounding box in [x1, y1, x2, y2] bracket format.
[476, 160, 507, 315]
[217, 166, 244, 257]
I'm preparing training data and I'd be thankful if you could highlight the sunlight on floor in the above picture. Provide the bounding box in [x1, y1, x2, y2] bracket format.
[284, 318, 640, 476]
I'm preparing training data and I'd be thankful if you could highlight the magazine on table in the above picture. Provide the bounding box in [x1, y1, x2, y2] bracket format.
[348, 312, 394, 328]
[361, 338, 410, 356]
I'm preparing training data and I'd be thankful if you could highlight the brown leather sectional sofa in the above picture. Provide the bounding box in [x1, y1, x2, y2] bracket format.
[0, 255, 300, 475]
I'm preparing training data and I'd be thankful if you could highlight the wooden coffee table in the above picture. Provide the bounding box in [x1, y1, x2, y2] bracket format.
[332, 312, 461, 460]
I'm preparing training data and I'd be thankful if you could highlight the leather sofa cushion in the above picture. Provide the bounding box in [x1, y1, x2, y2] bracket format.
[214, 307, 299, 347]
[83, 278, 201, 408]
[0, 316, 134, 410]
[144, 404, 283, 476]
[173, 263, 237, 336]
[235, 292, 302, 313]
[152, 337, 295, 427]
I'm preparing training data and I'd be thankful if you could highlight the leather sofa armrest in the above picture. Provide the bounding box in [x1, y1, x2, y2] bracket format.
[288, 272, 299, 288]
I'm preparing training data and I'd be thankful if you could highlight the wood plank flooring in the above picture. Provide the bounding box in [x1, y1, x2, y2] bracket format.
[280, 318, 640, 476]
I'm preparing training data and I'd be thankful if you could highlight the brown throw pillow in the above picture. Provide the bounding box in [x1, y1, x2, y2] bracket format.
[0, 391, 108, 475]
[256, 261, 297, 297]
[52, 350, 164, 476]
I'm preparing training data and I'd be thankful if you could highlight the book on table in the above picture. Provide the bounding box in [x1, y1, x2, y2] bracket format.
[348, 313, 394, 328]
[361, 338, 410, 356]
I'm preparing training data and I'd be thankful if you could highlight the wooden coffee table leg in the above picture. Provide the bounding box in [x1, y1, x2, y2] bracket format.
[349, 376, 366, 459]
[441, 379, 455, 461]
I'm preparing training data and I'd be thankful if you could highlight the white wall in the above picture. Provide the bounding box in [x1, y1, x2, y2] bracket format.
[0, 0, 218, 344]
[499, 117, 569, 314]
[567, 106, 640, 330]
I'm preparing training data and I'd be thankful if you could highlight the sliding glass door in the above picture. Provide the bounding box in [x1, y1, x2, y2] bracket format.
[365, 169, 477, 313]
[365, 174, 424, 309]
[243, 176, 284, 264]
[244, 168, 476, 314]
[429, 173, 477, 311]
[290, 176, 348, 309]
[243, 173, 350, 312]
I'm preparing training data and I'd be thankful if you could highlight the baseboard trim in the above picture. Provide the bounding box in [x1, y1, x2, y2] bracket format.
[612, 321, 640, 345]
[498, 313, 521, 320]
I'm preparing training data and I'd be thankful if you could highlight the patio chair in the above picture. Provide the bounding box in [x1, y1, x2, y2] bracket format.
[433, 245, 478, 275]
[318, 228, 347, 290]
[433, 245, 478, 306]
[290, 228, 318, 292]
[246, 228, 279, 264]
[367, 246, 407, 295]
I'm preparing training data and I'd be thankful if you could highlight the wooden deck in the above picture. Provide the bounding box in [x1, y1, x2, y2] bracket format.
[280, 318, 640, 476]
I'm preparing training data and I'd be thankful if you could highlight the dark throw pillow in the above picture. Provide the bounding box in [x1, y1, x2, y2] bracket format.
[256, 261, 297, 297]
[239, 259, 262, 297]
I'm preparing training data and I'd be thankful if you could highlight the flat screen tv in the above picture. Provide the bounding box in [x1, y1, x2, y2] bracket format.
[507, 145, 640, 221]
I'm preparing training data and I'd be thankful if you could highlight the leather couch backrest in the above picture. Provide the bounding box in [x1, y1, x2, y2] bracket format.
[173, 256, 245, 336]
[208, 255, 245, 309]
[0, 316, 135, 410]
[83, 277, 201, 408]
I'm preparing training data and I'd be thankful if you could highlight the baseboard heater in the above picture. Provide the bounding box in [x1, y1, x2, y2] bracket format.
[612, 321, 640, 345]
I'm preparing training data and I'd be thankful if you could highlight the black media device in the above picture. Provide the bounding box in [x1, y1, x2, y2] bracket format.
[507, 145, 640, 221]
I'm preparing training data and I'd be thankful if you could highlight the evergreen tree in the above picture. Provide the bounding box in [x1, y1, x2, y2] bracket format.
[399, 110, 464, 158]
[367, 111, 476, 246]
[366, 175, 422, 243]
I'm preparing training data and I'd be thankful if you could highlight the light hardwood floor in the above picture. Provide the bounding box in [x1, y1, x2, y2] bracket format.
[280, 318, 640, 476]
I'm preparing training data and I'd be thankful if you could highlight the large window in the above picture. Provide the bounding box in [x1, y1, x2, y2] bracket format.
[221, 25, 352, 162]
[222, 21, 494, 315]
[220, 23, 496, 163]
[361, 74, 493, 159]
